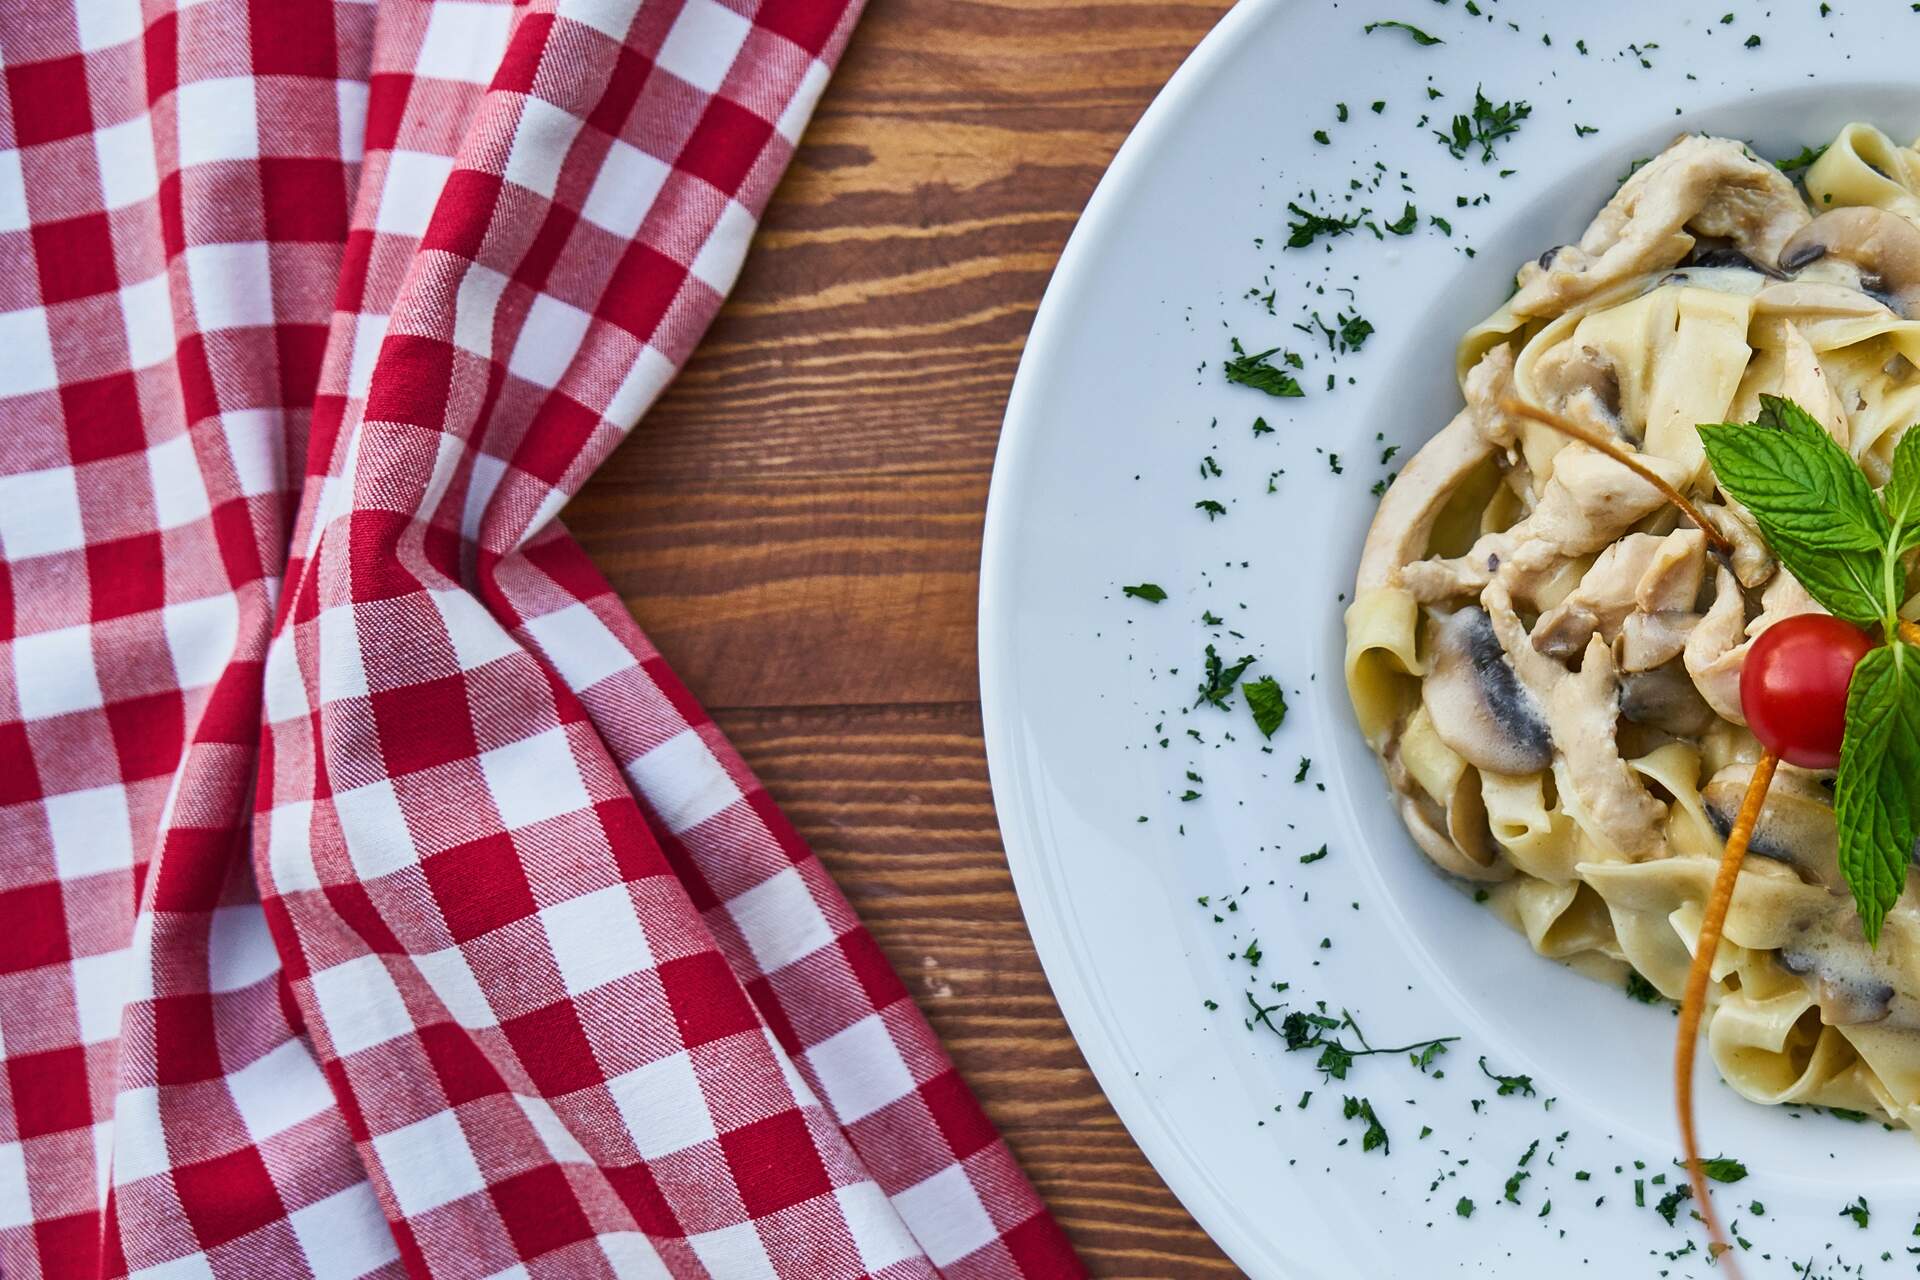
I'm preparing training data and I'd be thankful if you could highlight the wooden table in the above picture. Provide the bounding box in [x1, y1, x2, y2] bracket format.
[571, 1, 1237, 1273]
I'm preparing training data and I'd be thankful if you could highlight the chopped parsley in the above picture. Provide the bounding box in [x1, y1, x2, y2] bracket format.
[1195, 499, 1228, 520]
[1243, 675, 1288, 738]
[1285, 201, 1363, 248]
[1384, 203, 1418, 235]
[1223, 340, 1306, 397]
[1680, 1156, 1749, 1184]
[1654, 1184, 1692, 1226]
[1362, 19, 1443, 44]
[1342, 1095, 1389, 1153]
[1121, 583, 1167, 602]
[1455, 1197, 1475, 1218]
[1477, 1056, 1536, 1097]
[1841, 1195, 1871, 1229]
[1293, 758, 1312, 783]
[1625, 970, 1662, 1003]
[1194, 644, 1256, 709]
[1299, 844, 1329, 864]
[1775, 143, 1829, 174]
[1573, 123, 1598, 137]
[1433, 87, 1532, 163]
[1251, 416, 1274, 436]
[1743, 32, 1761, 47]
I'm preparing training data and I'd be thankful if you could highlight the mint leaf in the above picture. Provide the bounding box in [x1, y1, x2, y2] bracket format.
[1363, 19, 1443, 44]
[1885, 428, 1920, 557]
[1699, 397, 1888, 552]
[1836, 643, 1920, 945]
[1699, 397, 1891, 626]
[1122, 583, 1167, 602]
[1244, 676, 1288, 738]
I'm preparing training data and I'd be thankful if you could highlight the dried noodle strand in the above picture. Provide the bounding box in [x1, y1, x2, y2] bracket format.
[1675, 750, 1777, 1280]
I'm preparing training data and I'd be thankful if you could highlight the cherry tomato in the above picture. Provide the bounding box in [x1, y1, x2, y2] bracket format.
[1739, 614, 1875, 769]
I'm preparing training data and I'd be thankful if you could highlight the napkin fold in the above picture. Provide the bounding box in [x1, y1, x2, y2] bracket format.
[0, 1, 1082, 1276]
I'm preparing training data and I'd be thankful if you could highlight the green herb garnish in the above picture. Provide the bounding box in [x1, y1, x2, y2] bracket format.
[1775, 143, 1829, 173]
[1477, 1056, 1535, 1097]
[1284, 201, 1363, 249]
[1699, 398, 1920, 943]
[1243, 676, 1288, 738]
[1433, 87, 1532, 163]
[1122, 583, 1167, 602]
[1842, 1195, 1871, 1228]
[1675, 1156, 1749, 1184]
[1625, 970, 1663, 1003]
[1224, 339, 1306, 397]
[1194, 645, 1256, 709]
[1384, 203, 1419, 235]
[1342, 1096, 1390, 1152]
[1362, 19, 1443, 44]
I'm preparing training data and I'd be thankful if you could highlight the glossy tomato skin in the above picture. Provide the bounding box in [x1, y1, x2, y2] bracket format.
[1739, 614, 1875, 769]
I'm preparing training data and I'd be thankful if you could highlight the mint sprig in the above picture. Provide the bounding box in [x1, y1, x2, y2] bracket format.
[1836, 646, 1920, 942]
[1698, 396, 1920, 943]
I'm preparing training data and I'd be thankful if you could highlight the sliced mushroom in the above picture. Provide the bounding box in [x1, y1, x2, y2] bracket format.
[1778, 945, 1896, 1027]
[1686, 567, 1752, 722]
[1486, 583, 1666, 855]
[1619, 661, 1717, 737]
[1777, 206, 1920, 318]
[1422, 606, 1553, 775]
[1703, 762, 1843, 894]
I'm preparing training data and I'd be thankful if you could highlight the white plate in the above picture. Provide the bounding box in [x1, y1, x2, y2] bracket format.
[980, 3, 1920, 1275]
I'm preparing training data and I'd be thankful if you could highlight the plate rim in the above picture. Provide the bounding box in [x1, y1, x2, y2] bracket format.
[977, 1, 1287, 1272]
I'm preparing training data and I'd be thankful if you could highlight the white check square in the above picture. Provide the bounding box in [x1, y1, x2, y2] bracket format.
[208, 904, 278, 993]
[608, 1052, 715, 1160]
[414, 1, 514, 84]
[184, 242, 274, 330]
[0, 305, 56, 396]
[504, 98, 582, 199]
[506, 292, 591, 389]
[147, 433, 211, 530]
[540, 885, 652, 995]
[623, 728, 739, 835]
[227, 1038, 331, 1141]
[163, 592, 240, 690]
[45, 783, 135, 881]
[687, 1223, 776, 1280]
[288, 1183, 401, 1279]
[95, 115, 159, 210]
[523, 603, 632, 691]
[480, 727, 590, 829]
[0, 465, 85, 559]
[581, 140, 671, 239]
[805, 1014, 915, 1124]
[309, 954, 413, 1057]
[369, 1110, 485, 1215]
[176, 77, 260, 166]
[374, 150, 454, 237]
[656, 0, 751, 94]
[726, 866, 831, 975]
[119, 274, 176, 370]
[893, 1164, 996, 1267]
[333, 778, 418, 879]
[13, 625, 104, 720]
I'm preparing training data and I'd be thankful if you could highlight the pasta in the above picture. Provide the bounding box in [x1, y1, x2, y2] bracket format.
[1347, 124, 1920, 1128]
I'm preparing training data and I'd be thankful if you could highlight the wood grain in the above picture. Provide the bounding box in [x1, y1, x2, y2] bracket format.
[572, 1, 1238, 1272]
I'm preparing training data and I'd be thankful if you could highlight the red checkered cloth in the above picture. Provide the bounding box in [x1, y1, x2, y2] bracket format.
[0, 1, 1084, 1277]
